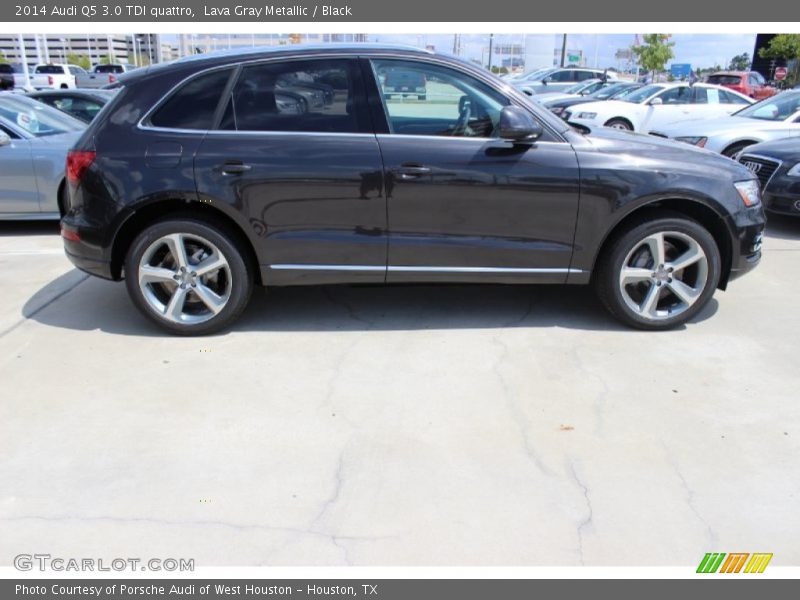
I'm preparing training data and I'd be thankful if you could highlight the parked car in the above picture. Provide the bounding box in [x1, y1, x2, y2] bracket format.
[706, 71, 777, 100]
[0, 64, 16, 90]
[736, 138, 800, 216]
[76, 63, 138, 89]
[653, 90, 800, 156]
[565, 82, 753, 133]
[0, 93, 84, 219]
[532, 78, 610, 103]
[543, 82, 643, 117]
[30, 63, 90, 89]
[381, 66, 427, 100]
[61, 45, 765, 335]
[513, 67, 618, 96]
[27, 89, 116, 123]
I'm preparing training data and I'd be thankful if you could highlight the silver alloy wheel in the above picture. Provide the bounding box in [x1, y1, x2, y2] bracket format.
[138, 233, 232, 325]
[618, 230, 708, 321]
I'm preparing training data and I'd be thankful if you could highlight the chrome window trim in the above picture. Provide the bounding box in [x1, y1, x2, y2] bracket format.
[269, 264, 584, 274]
[135, 50, 569, 143]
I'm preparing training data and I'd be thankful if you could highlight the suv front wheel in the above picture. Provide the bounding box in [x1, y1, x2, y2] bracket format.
[594, 213, 721, 330]
[124, 217, 253, 335]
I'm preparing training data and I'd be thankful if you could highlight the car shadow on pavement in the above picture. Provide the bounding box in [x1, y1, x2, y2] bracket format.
[0, 221, 60, 237]
[21, 269, 720, 336]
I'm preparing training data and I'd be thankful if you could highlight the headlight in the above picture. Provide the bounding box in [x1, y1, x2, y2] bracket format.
[550, 107, 565, 115]
[675, 136, 708, 147]
[576, 112, 597, 119]
[788, 162, 800, 177]
[734, 179, 762, 207]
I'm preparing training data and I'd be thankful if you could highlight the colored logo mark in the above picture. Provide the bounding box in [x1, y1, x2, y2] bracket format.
[697, 553, 773, 573]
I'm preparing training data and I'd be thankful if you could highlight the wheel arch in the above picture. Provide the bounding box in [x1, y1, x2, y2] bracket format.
[589, 197, 734, 290]
[721, 139, 759, 157]
[603, 116, 634, 131]
[110, 197, 263, 285]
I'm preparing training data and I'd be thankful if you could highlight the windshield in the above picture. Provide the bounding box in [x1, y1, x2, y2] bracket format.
[564, 81, 590, 94]
[518, 67, 556, 82]
[590, 83, 631, 100]
[621, 84, 665, 103]
[734, 92, 800, 121]
[0, 95, 84, 136]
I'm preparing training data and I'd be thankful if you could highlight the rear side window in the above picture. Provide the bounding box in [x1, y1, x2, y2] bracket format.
[218, 59, 368, 134]
[35, 65, 65, 74]
[720, 90, 750, 105]
[149, 68, 232, 130]
[707, 75, 741, 85]
[95, 64, 124, 74]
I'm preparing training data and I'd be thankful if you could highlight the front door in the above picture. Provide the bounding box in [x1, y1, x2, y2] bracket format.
[193, 57, 387, 285]
[0, 128, 38, 215]
[368, 58, 581, 284]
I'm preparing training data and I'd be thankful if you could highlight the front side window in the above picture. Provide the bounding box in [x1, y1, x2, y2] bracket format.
[656, 86, 692, 105]
[149, 68, 232, 130]
[372, 59, 509, 138]
[219, 59, 367, 134]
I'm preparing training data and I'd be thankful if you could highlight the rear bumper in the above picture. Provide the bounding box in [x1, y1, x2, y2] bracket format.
[60, 217, 116, 280]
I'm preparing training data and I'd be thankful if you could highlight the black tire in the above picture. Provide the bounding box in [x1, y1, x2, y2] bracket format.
[418, 94, 426, 101]
[722, 141, 754, 159]
[594, 212, 721, 330]
[604, 118, 633, 131]
[124, 217, 253, 336]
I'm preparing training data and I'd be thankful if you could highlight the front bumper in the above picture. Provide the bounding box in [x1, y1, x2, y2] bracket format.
[725, 203, 766, 283]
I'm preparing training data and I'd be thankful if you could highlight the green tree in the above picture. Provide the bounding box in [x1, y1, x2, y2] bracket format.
[758, 34, 800, 84]
[728, 52, 751, 71]
[66, 53, 90, 70]
[631, 34, 675, 80]
[0, 50, 8, 64]
[98, 54, 114, 65]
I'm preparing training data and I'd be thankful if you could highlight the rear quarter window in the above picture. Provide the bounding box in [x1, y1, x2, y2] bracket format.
[148, 68, 233, 130]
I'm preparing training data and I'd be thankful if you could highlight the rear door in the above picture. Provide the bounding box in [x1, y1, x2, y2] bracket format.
[193, 57, 387, 285]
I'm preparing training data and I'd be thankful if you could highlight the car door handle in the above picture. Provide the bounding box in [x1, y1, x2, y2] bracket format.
[219, 161, 252, 175]
[392, 164, 431, 179]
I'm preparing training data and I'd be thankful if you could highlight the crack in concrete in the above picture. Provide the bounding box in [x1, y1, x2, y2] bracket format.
[568, 460, 593, 566]
[662, 442, 718, 548]
[491, 336, 552, 476]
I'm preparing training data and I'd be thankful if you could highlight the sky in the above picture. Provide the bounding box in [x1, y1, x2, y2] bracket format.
[364, 33, 758, 70]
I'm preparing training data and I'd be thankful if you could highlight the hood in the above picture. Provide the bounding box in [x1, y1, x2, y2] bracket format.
[657, 115, 797, 137]
[741, 137, 800, 162]
[578, 126, 754, 181]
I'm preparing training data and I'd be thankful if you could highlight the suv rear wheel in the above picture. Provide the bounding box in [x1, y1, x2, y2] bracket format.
[124, 218, 253, 335]
[594, 213, 721, 329]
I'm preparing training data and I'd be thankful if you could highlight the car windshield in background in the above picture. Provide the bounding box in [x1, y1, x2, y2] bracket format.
[564, 81, 589, 94]
[621, 84, 665, 103]
[0, 95, 84, 136]
[707, 75, 741, 85]
[94, 64, 125, 73]
[590, 83, 630, 99]
[734, 92, 800, 121]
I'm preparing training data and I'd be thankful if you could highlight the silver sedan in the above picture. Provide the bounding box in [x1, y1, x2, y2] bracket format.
[0, 93, 84, 220]
[654, 90, 800, 157]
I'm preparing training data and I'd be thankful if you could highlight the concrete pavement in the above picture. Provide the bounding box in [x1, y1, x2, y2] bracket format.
[1, 217, 798, 566]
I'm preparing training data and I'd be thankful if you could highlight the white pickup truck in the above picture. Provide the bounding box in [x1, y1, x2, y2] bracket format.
[75, 63, 137, 88]
[29, 64, 89, 89]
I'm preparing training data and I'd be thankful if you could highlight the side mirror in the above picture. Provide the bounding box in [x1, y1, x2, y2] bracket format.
[649, 97, 663, 106]
[498, 105, 543, 143]
[0, 131, 11, 147]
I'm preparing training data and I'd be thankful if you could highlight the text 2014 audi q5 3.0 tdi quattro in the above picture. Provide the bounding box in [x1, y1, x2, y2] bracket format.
[61, 45, 766, 335]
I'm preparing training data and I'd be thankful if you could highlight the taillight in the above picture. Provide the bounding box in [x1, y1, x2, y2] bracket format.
[66, 150, 96, 185]
[109, 74, 116, 84]
[48, 75, 53, 86]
